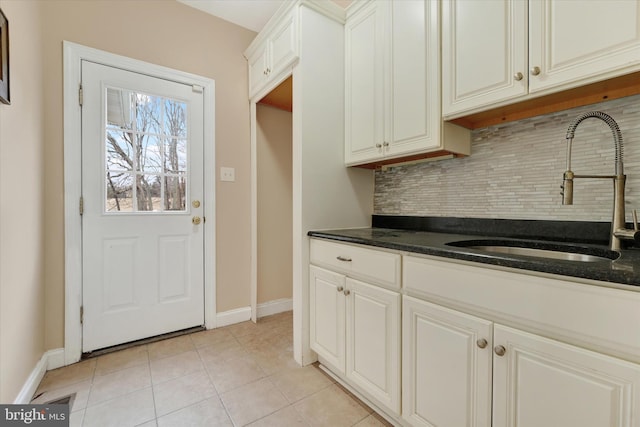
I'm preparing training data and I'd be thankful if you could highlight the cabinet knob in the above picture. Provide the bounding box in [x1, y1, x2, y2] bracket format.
[337, 286, 344, 292]
[476, 338, 488, 349]
[530, 66, 541, 76]
[383, 142, 389, 147]
[343, 289, 351, 296]
[375, 143, 382, 149]
[514, 72, 524, 81]
[494, 345, 506, 356]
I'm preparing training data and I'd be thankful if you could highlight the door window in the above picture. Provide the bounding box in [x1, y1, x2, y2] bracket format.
[105, 88, 188, 213]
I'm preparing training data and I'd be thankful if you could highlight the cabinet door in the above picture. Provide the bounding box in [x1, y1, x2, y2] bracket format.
[529, 0, 640, 93]
[493, 324, 640, 427]
[402, 296, 493, 427]
[309, 266, 346, 373]
[442, 0, 528, 117]
[386, 0, 440, 156]
[248, 46, 269, 98]
[269, 9, 298, 81]
[344, 1, 385, 165]
[346, 278, 401, 414]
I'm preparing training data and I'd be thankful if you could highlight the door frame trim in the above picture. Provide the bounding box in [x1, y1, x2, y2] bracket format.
[63, 41, 216, 365]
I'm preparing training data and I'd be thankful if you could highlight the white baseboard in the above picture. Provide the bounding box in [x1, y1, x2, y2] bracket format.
[257, 298, 293, 318]
[46, 348, 66, 370]
[216, 306, 251, 327]
[215, 299, 292, 328]
[13, 348, 65, 404]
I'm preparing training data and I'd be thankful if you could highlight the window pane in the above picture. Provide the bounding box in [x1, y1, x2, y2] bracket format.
[106, 172, 133, 212]
[106, 129, 134, 171]
[106, 88, 134, 131]
[138, 134, 162, 173]
[164, 99, 187, 137]
[104, 86, 190, 214]
[135, 94, 162, 134]
[165, 175, 186, 211]
[136, 174, 161, 211]
[165, 138, 187, 173]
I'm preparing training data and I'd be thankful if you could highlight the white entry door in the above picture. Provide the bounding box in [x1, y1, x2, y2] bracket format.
[81, 61, 205, 352]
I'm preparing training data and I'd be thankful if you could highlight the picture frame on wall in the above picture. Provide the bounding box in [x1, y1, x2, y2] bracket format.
[0, 8, 9, 105]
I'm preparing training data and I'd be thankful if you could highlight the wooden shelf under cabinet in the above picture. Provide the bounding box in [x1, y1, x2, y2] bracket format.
[449, 71, 640, 130]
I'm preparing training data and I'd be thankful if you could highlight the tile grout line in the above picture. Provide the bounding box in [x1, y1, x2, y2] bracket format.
[194, 333, 236, 426]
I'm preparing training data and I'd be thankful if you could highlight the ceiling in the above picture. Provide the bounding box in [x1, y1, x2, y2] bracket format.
[177, 0, 285, 33]
[177, 0, 351, 33]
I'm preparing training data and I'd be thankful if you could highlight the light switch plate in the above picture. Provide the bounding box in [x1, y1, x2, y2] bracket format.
[220, 167, 235, 182]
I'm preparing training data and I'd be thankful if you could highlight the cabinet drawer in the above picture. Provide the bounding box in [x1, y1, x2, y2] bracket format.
[310, 239, 401, 289]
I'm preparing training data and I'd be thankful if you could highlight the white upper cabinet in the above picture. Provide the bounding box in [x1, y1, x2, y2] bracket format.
[345, 0, 470, 167]
[529, 0, 640, 93]
[443, 0, 640, 118]
[247, 8, 298, 99]
[442, 0, 528, 116]
[344, 1, 384, 164]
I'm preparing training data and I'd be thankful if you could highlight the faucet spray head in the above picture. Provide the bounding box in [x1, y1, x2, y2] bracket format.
[562, 170, 574, 205]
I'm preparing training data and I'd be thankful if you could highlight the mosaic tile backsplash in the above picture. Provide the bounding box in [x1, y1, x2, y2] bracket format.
[374, 94, 640, 222]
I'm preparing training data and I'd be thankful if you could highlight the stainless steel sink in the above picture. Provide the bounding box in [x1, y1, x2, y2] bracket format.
[447, 240, 619, 263]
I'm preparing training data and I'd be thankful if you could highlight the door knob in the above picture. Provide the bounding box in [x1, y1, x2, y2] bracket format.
[192, 200, 201, 208]
[192, 216, 201, 225]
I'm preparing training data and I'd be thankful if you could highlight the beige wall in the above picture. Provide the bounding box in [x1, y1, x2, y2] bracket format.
[39, 0, 256, 350]
[257, 104, 293, 304]
[0, 0, 46, 402]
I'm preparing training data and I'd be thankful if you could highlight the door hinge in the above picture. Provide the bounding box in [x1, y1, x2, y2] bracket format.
[79, 196, 84, 216]
[79, 84, 84, 106]
[80, 306, 84, 324]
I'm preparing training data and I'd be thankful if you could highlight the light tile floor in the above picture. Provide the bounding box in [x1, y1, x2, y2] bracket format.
[32, 312, 391, 427]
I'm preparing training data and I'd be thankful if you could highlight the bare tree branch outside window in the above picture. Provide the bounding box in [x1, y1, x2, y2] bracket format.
[105, 88, 188, 213]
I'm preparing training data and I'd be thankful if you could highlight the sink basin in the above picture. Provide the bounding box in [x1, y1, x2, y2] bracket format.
[447, 239, 619, 263]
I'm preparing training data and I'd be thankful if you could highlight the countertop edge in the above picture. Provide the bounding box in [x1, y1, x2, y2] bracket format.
[308, 229, 640, 289]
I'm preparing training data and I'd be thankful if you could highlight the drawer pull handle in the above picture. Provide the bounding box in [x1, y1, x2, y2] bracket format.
[337, 286, 344, 292]
[476, 338, 488, 349]
[336, 256, 352, 262]
[494, 345, 506, 356]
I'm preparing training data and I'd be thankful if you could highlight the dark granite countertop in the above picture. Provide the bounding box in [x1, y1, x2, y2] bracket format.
[308, 216, 640, 288]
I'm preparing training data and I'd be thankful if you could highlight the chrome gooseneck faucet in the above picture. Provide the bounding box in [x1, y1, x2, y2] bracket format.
[561, 111, 639, 251]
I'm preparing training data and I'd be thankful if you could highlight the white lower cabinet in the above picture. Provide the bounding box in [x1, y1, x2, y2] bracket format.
[310, 265, 401, 415]
[402, 296, 493, 427]
[311, 243, 640, 425]
[309, 266, 345, 371]
[402, 295, 640, 427]
[493, 325, 640, 427]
